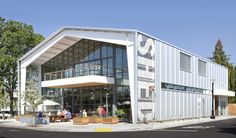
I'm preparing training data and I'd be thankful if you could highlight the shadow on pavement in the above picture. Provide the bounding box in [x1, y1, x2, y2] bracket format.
[217, 124, 236, 136]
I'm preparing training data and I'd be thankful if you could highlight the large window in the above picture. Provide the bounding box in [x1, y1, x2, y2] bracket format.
[198, 59, 206, 76]
[180, 52, 191, 72]
[42, 39, 131, 120]
[42, 39, 128, 80]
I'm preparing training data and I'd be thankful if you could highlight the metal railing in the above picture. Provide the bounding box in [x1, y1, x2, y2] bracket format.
[44, 64, 114, 81]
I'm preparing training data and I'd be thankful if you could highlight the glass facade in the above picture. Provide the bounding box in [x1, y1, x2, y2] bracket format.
[41, 39, 131, 121]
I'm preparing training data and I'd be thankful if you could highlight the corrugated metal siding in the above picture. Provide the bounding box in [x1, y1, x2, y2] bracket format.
[156, 41, 228, 121]
[158, 90, 212, 120]
[159, 42, 227, 90]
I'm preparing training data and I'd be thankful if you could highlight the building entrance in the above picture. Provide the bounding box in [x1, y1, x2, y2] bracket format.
[63, 85, 113, 116]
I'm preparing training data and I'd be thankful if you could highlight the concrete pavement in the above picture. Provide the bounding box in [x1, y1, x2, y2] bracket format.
[0, 116, 236, 132]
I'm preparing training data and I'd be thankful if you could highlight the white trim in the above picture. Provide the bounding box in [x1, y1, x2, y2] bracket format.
[214, 90, 235, 97]
[41, 75, 115, 88]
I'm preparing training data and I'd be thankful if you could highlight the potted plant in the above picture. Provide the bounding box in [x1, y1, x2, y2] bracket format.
[115, 109, 126, 121]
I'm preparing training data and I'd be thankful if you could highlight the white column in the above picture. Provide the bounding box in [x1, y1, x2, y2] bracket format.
[20, 66, 27, 115]
[126, 34, 137, 124]
[38, 65, 42, 95]
[17, 61, 21, 115]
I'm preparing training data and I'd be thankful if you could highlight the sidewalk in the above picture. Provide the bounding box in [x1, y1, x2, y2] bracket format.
[1, 116, 236, 132]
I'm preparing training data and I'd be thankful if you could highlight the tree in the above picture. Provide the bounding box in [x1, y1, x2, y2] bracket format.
[211, 39, 236, 103]
[210, 39, 230, 66]
[24, 80, 42, 116]
[235, 65, 236, 91]
[0, 17, 44, 114]
[0, 91, 10, 110]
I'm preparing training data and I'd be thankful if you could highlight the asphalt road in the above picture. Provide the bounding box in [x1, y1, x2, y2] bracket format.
[0, 118, 236, 138]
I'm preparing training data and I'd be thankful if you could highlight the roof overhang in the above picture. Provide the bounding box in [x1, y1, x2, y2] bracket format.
[33, 36, 80, 65]
[41, 75, 115, 88]
[19, 27, 136, 68]
[214, 90, 235, 97]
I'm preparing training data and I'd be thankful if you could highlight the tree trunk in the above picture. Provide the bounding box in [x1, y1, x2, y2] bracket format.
[9, 90, 14, 116]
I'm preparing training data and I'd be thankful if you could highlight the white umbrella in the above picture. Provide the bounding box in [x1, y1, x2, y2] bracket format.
[42, 100, 60, 106]
[123, 101, 131, 105]
[38, 100, 60, 112]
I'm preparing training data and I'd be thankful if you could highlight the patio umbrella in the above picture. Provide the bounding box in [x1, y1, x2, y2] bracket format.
[122, 101, 131, 105]
[38, 100, 60, 112]
[42, 100, 60, 106]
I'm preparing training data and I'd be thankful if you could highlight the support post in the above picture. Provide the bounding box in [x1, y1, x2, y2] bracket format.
[210, 81, 215, 119]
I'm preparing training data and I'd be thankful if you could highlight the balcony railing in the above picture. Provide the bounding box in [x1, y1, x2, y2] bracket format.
[44, 64, 115, 81]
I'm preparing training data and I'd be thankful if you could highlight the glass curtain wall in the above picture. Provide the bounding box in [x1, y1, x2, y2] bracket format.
[41, 39, 130, 121]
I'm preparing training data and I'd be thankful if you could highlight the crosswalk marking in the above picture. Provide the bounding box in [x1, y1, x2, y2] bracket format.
[157, 129, 197, 132]
[182, 126, 215, 129]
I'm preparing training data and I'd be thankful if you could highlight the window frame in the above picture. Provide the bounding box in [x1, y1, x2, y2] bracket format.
[180, 52, 191, 72]
[198, 59, 207, 76]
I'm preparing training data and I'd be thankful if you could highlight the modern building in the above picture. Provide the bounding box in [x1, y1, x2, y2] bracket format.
[18, 27, 235, 123]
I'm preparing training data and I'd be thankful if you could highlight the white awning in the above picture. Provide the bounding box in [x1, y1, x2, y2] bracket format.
[214, 90, 235, 97]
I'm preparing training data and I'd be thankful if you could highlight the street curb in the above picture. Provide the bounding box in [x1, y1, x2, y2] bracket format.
[1, 116, 236, 132]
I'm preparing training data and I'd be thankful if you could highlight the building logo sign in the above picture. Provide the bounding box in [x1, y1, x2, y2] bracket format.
[137, 33, 156, 122]
[137, 34, 155, 59]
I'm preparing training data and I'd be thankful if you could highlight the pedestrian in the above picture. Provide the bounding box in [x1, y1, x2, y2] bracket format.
[82, 109, 87, 118]
[101, 106, 106, 117]
[37, 111, 43, 124]
[78, 110, 83, 117]
[57, 109, 62, 116]
[97, 106, 102, 117]
[66, 110, 72, 121]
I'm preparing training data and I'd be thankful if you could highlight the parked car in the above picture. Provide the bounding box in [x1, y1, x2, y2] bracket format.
[0, 111, 12, 119]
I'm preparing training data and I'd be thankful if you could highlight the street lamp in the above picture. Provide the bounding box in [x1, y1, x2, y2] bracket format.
[210, 78, 215, 119]
[106, 93, 109, 117]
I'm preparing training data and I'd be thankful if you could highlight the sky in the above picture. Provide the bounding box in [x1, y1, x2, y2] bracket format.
[1, 0, 236, 63]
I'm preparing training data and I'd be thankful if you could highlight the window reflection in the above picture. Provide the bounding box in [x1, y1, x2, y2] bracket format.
[42, 39, 131, 80]
[42, 38, 131, 121]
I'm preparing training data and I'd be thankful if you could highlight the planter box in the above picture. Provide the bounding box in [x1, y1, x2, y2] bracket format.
[19, 117, 37, 126]
[73, 117, 89, 125]
[229, 104, 236, 115]
[19, 117, 50, 126]
[102, 117, 119, 124]
[89, 117, 103, 123]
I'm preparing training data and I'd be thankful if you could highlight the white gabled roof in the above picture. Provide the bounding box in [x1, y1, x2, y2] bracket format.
[19, 26, 227, 70]
[19, 26, 136, 67]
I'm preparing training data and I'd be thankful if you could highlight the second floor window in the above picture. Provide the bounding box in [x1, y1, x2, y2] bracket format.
[180, 52, 191, 72]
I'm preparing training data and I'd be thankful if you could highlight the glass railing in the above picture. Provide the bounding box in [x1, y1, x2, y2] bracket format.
[44, 64, 114, 81]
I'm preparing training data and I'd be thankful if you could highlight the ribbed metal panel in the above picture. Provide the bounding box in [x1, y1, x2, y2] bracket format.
[155, 40, 227, 121]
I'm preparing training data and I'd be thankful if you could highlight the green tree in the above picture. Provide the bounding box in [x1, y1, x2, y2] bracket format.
[24, 80, 42, 116]
[0, 91, 10, 110]
[235, 65, 236, 91]
[211, 39, 236, 103]
[229, 64, 235, 91]
[211, 39, 230, 66]
[0, 17, 44, 114]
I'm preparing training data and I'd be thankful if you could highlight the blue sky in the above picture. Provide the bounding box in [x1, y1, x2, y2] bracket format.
[1, 0, 236, 63]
